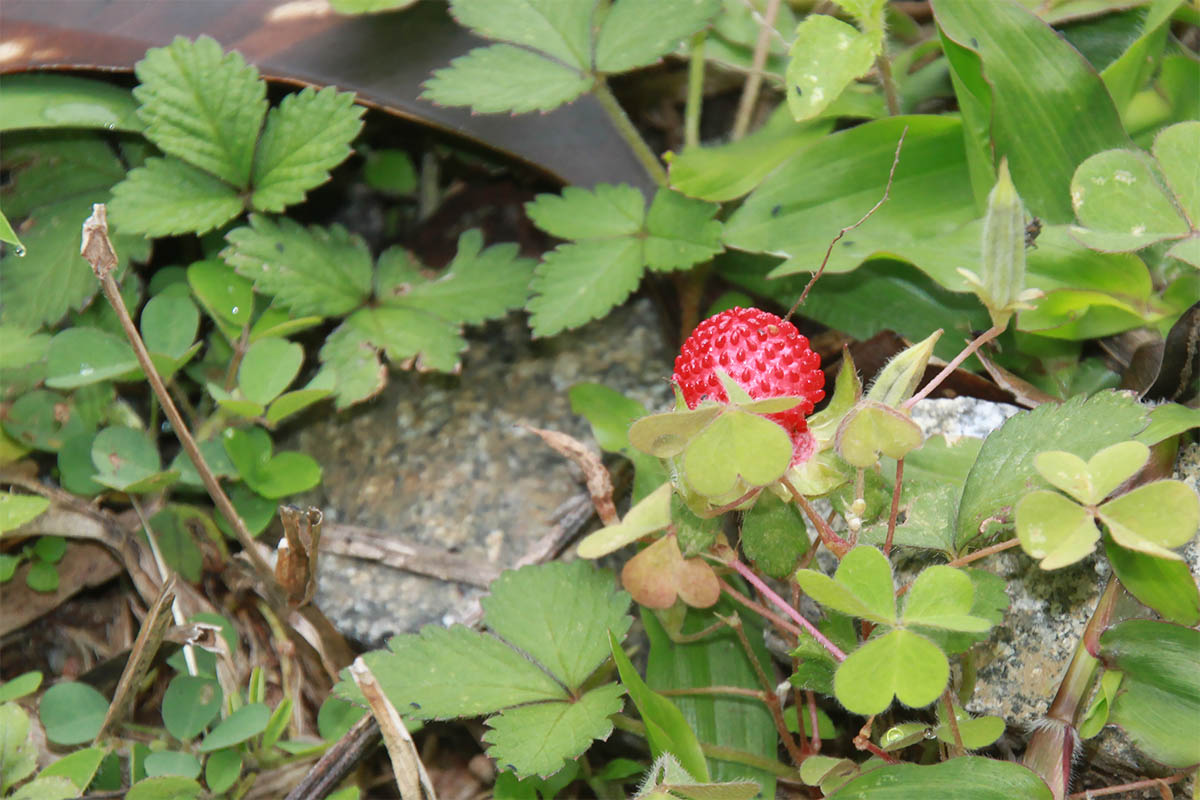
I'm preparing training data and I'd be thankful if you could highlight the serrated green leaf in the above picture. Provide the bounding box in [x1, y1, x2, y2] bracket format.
[423, 44, 591, 114]
[956, 391, 1147, 549]
[341, 624, 568, 716]
[828, 757, 1052, 799]
[681, 409, 793, 498]
[1100, 620, 1200, 767]
[141, 293, 200, 360]
[449, 0, 594, 71]
[644, 189, 722, 271]
[1104, 533, 1200, 626]
[338, 305, 465, 372]
[741, 490, 808, 579]
[483, 683, 624, 779]
[316, 324, 387, 409]
[251, 86, 364, 212]
[39, 681, 110, 745]
[527, 239, 644, 337]
[1016, 490, 1100, 570]
[835, 629, 948, 715]
[901, 566, 991, 633]
[482, 561, 632, 690]
[795, 545, 896, 625]
[108, 157, 244, 236]
[785, 15, 879, 121]
[594, 0, 721, 73]
[386, 230, 534, 324]
[223, 215, 372, 317]
[197, 703, 270, 752]
[1099, 480, 1200, 560]
[238, 338, 303, 406]
[134, 35, 266, 187]
[526, 184, 645, 240]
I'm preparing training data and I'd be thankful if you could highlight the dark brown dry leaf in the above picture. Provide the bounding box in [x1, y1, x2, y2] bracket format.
[974, 347, 1058, 408]
[522, 425, 618, 526]
[276, 505, 323, 608]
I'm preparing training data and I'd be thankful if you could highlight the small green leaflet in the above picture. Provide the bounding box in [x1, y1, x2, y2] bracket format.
[335, 561, 632, 779]
[526, 185, 721, 336]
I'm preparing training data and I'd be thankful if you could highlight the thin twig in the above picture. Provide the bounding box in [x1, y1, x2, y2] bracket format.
[659, 685, 766, 700]
[728, 559, 846, 661]
[785, 127, 908, 322]
[945, 537, 1021, 569]
[903, 323, 1005, 409]
[732, 0, 782, 140]
[781, 476, 850, 556]
[1066, 773, 1187, 799]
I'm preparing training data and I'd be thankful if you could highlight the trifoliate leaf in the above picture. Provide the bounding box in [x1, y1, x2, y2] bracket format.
[449, 0, 594, 71]
[1099, 480, 1200, 560]
[526, 184, 645, 240]
[221, 426, 320, 499]
[423, 44, 591, 114]
[785, 15, 879, 122]
[527, 239, 644, 337]
[1033, 441, 1148, 506]
[108, 157, 244, 236]
[901, 566, 992, 633]
[384, 230, 533, 324]
[250, 86, 364, 213]
[795, 544, 896, 625]
[836, 401, 924, 468]
[594, 0, 721, 73]
[483, 683, 624, 779]
[482, 561, 633, 690]
[1016, 490, 1101, 570]
[681, 408, 793, 498]
[643, 189, 722, 271]
[222, 215, 373, 317]
[133, 35, 266, 187]
[835, 629, 948, 715]
[1070, 148, 1190, 252]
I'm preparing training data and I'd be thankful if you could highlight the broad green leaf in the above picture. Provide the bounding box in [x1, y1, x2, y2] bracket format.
[1153, 121, 1199, 225]
[1070, 149, 1190, 251]
[266, 384, 333, 426]
[39, 681, 110, 745]
[629, 405, 723, 459]
[1099, 480, 1200, 560]
[45, 327, 137, 389]
[577, 481, 671, 558]
[609, 630, 708, 782]
[206, 382, 264, 419]
[901, 566, 992, 633]
[317, 696, 367, 742]
[1079, 669, 1123, 740]
[785, 15, 879, 121]
[740, 490, 808, 579]
[238, 338, 303, 406]
[669, 108, 832, 203]
[385, 230, 534, 323]
[827, 757, 1052, 799]
[248, 308, 324, 341]
[251, 86, 364, 212]
[836, 402, 924, 468]
[197, 704, 270, 752]
[26, 559, 59, 592]
[482, 683, 624, 779]
[0, 493, 50, 534]
[0, 702, 37, 789]
[0, 325, 49, 370]
[595, 0, 721, 73]
[933, 0, 1130, 223]
[92, 426, 177, 493]
[134, 35, 266, 187]
[141, 293, 200, 360]
[1100, 620, 1200, 767]
[144, 752, 201, 780]
[9, 776, 79, 800]
[568, 382, 647, 454]
[723, 116, 978, 284]
[339, 625, 568, 714]
[260, 698, 291, 751]
[1016, 490, 1100, 570]
[214, 483, 277, 539]
[108, 157, 244, 236]
[187, 259, 253, 329]
[643, 189, 722, 271]
[223, 215, 373, 317]
[526, 184, 644, 240]
[204, 748, 242, 794]
[527, 238, 644, 337]
[316, 322, 387, 409]
[795, 545, 896, 625]
[681, 409, 792, 497]
[1, 389, 92, 452]
[37, 746, 107, 791]
[162, 675, 222, 740]
[955, 391, 1147, 549]
[330, 305, 465, 373]
[423, 44, 591, 114]
[0, 672, 42, 702]
[0, 73, 142, 132]
[221, 426, 321, 499]
[363, 148, 417, 194]
[1104, 534, 1200, 626]
[482, 561, 632, 690]
[124, 776, 203, 800]
[449, 0, 594, 71]
[835, 629, 948, 715]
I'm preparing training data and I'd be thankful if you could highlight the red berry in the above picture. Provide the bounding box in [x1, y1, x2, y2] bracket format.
[672, 307, 825, 464]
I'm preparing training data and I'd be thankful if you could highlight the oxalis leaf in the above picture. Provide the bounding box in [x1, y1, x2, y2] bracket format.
[526, 185, 721, 336]
[335, 561, 632, 779]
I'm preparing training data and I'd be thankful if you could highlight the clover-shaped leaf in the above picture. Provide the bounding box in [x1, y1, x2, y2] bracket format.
[629, 406, 723, 459]
[1034, 440, 1147, 505]
[221, 426, 320, 499]
[795, 545, 895, 626]
[91, 426, 179, 493]
[1099, 480, 1200, 561]
[901, 566, 992, 633]
[335, 562, 632, 779]
[1016, 490, 1100, 570]
[621, 533, 720, 610]
[835, 629, 948, 716]
[680, 408, 793, 498]
[835, 401, 924, 469]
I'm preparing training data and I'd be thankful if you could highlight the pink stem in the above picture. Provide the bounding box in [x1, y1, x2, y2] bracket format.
[728, 559, 846, 661]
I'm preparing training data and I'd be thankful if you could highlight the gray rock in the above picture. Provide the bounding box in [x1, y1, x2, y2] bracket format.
[289, 299, 673, 646]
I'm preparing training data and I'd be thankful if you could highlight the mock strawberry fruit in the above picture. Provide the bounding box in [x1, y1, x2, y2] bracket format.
[673, 307, 824, 463]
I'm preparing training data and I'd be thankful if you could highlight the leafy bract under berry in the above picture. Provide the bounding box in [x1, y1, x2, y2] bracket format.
[673, 307, 824, 464]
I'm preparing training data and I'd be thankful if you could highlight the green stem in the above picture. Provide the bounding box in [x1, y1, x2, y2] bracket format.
[684, 31, 706, 149]
[876, 51, 901, 116]
[610, 714, 805, 781]
[593, 80, 668, 186]
[731, 0, 782, 140]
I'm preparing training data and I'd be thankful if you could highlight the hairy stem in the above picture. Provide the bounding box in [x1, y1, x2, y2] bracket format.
[720, 578, 806, 641]
[732, 0, 782, 140]
[782, 477, 851, 557]
[904, 323, 1005, 410]
[876, 51, 901, 116]
[594, 80, 668, 186]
